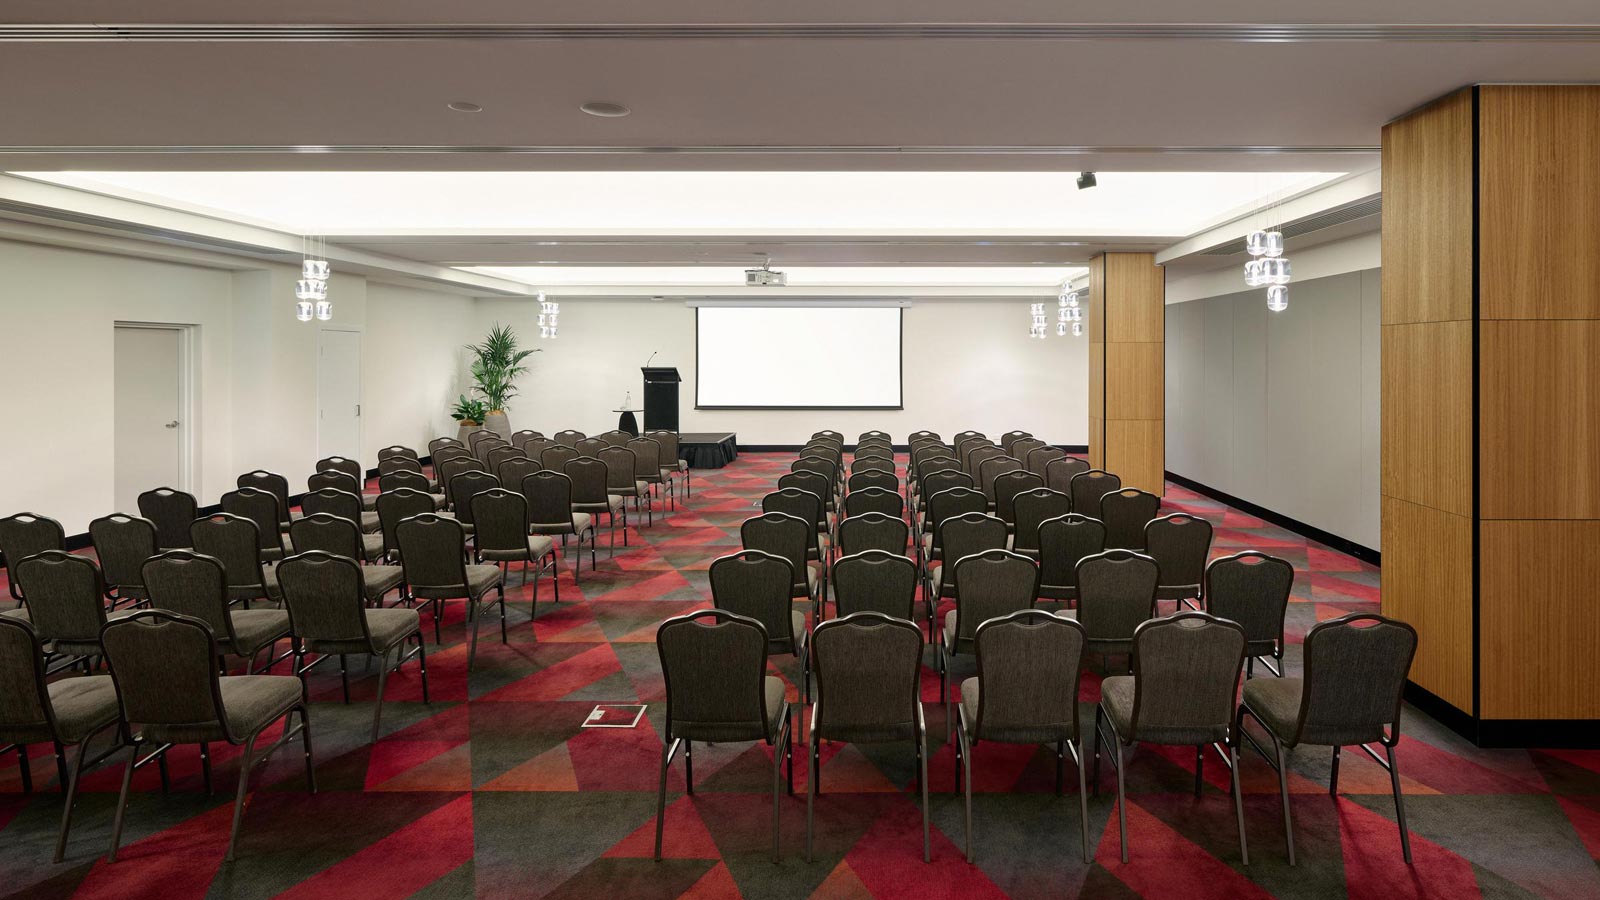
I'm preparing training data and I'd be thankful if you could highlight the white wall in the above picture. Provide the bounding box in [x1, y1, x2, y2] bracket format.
[0, 236, 478, 534]
[472, 297, 1090, 446]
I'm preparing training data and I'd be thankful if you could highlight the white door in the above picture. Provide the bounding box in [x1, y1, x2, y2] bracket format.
[318, 329, 363, 463]
[114, 325, 186, 513]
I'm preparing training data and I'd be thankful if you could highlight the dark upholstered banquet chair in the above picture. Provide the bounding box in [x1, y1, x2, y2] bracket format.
[1037, 514, 1106, 605]
[597, 445, 649, 537]
[834, 512, 909, 559]
[1095, 612, 1249, 864]
[278, 551, 427, 741]
[0, 512, 66, 603]
[471, 488, 559, 620]
[937, 548, 1038, 705]
[831, 550, 918, 621]
[447, 470, 500, 533]
[300, 486, 381, 534]
[1028, 446, 1066, 479]
[993, 470, 1046, 533]
[1145, 513, 1214, 608]
[843, 485, 903, 520]
[395, 515, 505, 669]
[553, 429, 585, 447]
[88, 514, 158, 607]
[288, 514, 405, 604]
[427, 436, 462, 459]
[219, 487, 292, 561]
[655, 610, 792, 862]
[847, 469, 899, 494]
[375, 487, 437, 563]
[1011, 488, 1071, 559]
[142, 550, 292, 674]
[1100, 488, 1162, 551]
[645, 430, 690, 499]
[1236, 613, 1418, 866]
[1068, 469, 1120, 519]
[565, 457, 626, 556]
[137, 488, 198, 550]
[956, 609, 1090, 862]
[1068, 549, 1158, 670]
[762, 487, 830, 570]
[710, 549, 808, 699]
[629, 437, 675, 513]
[378, 444, 420, 463]
[0, 616, 124, 862]
[494, 456, 543, 500]
[1044, 455, 1089, 492]
[236, 470, 298, 530]
[807, 613, 928, 862]
[101, 610, 315, 862]
[927, 512, 1009, 609]
[1205, 551, 1295, 677]
[521, 471, 597, 578]
[190, 513, 282, 607]
[13, 552, 132, 669]
[740, 512, 821, 617]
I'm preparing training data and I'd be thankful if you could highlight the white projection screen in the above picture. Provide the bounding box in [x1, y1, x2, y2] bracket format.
[696, 305, 903, 409]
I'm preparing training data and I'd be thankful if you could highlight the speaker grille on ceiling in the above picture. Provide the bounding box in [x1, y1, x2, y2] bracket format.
[1201, 196, 1382, 256]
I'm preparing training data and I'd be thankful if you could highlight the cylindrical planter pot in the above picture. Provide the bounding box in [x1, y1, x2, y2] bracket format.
[456, 422, 484, 444]
[483, 410, 511, 438]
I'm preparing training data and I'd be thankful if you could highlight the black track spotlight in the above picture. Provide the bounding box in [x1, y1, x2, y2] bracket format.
[1076, 171, 1097, 190]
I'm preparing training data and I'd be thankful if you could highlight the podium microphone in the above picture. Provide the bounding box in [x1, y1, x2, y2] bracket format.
[645, 351, 658, 367]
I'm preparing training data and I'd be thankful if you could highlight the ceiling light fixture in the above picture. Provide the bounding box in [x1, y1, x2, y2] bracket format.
[446, 101, 483, 113]
[537, 292, 560, 338]
[295, 237, 331, 321]
[1057, 285, 1083, 336]
[1244, 227, 1292, 311]
[1029, 302, 1049, 339]
[1076, 171, 1097, 190]
[580, 101, 631, 118]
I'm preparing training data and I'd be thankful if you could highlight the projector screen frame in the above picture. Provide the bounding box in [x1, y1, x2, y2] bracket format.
[693, 304, 905, 411]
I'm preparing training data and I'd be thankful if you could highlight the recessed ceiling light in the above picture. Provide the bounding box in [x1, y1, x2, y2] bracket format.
[580, 101, 631, 118]
[447, 101, 483, 113]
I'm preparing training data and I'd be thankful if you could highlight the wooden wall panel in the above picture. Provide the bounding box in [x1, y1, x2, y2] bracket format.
[1087, 416, 1103, 470]
[1104, 252, 1166, 343]
[1380, 321, 1474, 517]
[1381, 496, 1475, 711]
[1480, 520, 1600, 719]
[1105, 342, 1164, 422]
[1105, 419, 1165, 496]
[1380, 89, 1474, 326]
[1479, 86, 1600, 321]
[1089, 251, 1164, 496]
[1479, 321, 1600, 519]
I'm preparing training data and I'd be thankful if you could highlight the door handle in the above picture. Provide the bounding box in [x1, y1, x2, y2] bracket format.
[164, 420, 180, 429]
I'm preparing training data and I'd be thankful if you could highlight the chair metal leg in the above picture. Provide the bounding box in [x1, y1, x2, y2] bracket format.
[339, 654, 350, 703]
[416, 632, 430, 703]
[959, 719, 974, 863]
[53, 741, 68, 789]
[1274, 736, 1296, 866]
[1092, 706, 1104, 796]
[106, 743, 138, 862]
[1231, 742, 1250, 866]
[300, 707, 317, 792]
[498, 587, 508, 643]
[918, 733, 931, 863]
[371, 649, 391, 743]
[15, 744, 32, 794]
[1076, 735, 1092, 863]
[684, 740, 693, 794]
[806, 737, 819, 862]
[224, 739, 255, 862]
[52, 738, 92, 863]
[771, 726, 784, 863]
[1195, 744, 1205, 797]
[468, 598, 484, 672]
[654, 737, 677, 861]
[1387, 743, 1413, 864]
[1115, 742, 1129, 863]
[156, 749, 170, 794]
[1329, 745, 1341, 796]
[200, 742, 213, 795]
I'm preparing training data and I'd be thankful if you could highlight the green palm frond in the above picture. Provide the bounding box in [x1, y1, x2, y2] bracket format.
[464, 322, 540, 411]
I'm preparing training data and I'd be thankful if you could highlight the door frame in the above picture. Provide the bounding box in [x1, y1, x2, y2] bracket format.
[113, 321, 198, 496]
[317, 326, 364, 466]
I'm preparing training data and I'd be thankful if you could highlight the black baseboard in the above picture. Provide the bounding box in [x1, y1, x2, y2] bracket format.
[741, 443, 1090, 455]
[1163, 470, 1380, 566]
[1405, 680, 1600, 748]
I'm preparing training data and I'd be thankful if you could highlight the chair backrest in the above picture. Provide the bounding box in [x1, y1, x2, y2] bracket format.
[709, 550, 798, 647]
[835, 512, 910, 557]
[102, 611, 230, 738]
[948, 549, 1039, 646]
[1297, 614, 1418, 746]
[471, 488, 533, 554]
[289, 512, 364, 560]
[1068, 469, 1120, 517]
[14, 551, 107, 643]
[88, 514, 158, 591]
[278, 551, 372, 645]
[859, 429, 892, 444]
[938, 513, 1009, 576]
[791, 455, 837, 483]
[778, 471, 833, 512]
[1028, 446, 1067, 479]
[449, 471, 502, 526]
[137, 489, 197, 550]
[300, 487, 363, 525]
[1127, 613, 1246, 744]
[0, 513, 67, 599]
[979, 458, 1024, 503]
[1045, 456, 1090, 493]
[521, 471, 577, 532]
[1012, 488, 1071, 556]
[487, 446, 527, 471]
[563, 457, 611, 505]
[847, 469, 899, 494]
[952, 430, 987, 447]
[625, 438, 662, 474]
[538, 444, 580, 473]
[1101, 488, 1162, 550]
[762, 487, 825, 542]
[427, 436, 462, 459]
[851, 456, 895, 477]
[473, 437, 511, 466]
[395, 514, 469, 592]
[600, 430, 634, 448]
[993, 470, 1046, 526]
[0, 617, 54, 734]
[965, 445, 1006, 478]
[925, 487, 988, 550]
[843, 485, 903, 519]
[1010, 437, 1047, 462]
[907, 430, 941, 444]
[377, 445, 419, 463]
[919, 470, 973, 507]
[1037, 514, 1106, 589]
[810, 613, 923, 740]
[971, 609, 1086, 740]
[496, 456, 544, 495]
[521, 437, 555, 461]
[832, 550, 918, 620]
[375, 488, 436, 559]
[1203, 551, 1294, 653]
[645, 431, 681, 465]
[316, 455, 363, 484]
[553, 429, 586, 447]
[1074, 549, 1158, 643]
[436, 456, 486, 502]
[189, 513, 268, 591]
[308, 469, 362, 496]
[468, 429, 502, 449]
[236, 470, 293, 525]
[999, 430, 1032, 453]
[510, 430, 543, 449]
[1144, 513, 1213, 591]
[141, 550, 234, 637]
[739, 512, 811, 594]
[432, 445, 472, 469]
[219, 487, 287, 554]
[597, 446, 638, 493]
[378, 455, 424, 479]
[811, 429, 845, 444]
[573, 438, 609, 458]
[657, 609, 775, 743]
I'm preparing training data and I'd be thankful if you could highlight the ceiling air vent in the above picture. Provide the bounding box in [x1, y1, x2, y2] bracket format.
[1202, 196, 1382, 256]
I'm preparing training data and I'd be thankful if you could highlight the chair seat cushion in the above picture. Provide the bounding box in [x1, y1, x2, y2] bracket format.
[225, 608, 292, 655]
[1102, 675, 1229, 746]
[960, 677, 1075, 743]
[45, 675, 122, 744]
[360, 511, 381, 533]
[220, 675, 303, 738]
[362, 565, 406, 601]
[480, 535, 556, 562]
[0, 606, 28, 623]
[305, 607, 420, 656]
[49, 609, 142, 659]
[361, 493, 378, 511]
[411, 564, 504, 600]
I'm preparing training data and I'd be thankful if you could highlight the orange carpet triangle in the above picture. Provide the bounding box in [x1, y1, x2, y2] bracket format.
[479, 742, 580, 792]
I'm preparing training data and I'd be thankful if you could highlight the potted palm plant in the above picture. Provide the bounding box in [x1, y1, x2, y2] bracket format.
[451, 395, 489, 444]
[464, 323, 538, 438]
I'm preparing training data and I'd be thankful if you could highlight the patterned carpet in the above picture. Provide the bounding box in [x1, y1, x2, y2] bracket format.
[4, 452, 1600, 899]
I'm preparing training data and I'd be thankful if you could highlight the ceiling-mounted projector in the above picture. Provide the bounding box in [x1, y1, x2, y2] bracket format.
[745, 263, 787, 286]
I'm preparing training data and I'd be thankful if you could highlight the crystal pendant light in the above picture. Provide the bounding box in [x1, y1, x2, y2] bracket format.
[538, 294, 560, 339]
[295, 278, 328, 301]
[294, 236, 331, 320]
[1071, 321, 1084, 337]
[314, 300, 333, 321]
[1267, 285, 1288, 312]
[295, 301, 314, 322]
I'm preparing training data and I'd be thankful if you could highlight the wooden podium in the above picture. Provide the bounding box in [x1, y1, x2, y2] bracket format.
[641, 367, 681, 432]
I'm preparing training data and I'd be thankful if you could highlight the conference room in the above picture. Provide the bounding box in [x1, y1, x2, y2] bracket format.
[1, 5, 1597, 898]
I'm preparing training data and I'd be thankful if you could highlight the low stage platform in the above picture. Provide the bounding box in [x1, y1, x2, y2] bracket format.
[678, 432, 738, 468]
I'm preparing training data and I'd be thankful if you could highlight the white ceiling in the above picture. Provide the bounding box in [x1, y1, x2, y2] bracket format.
[468, 265, 1086, 287]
